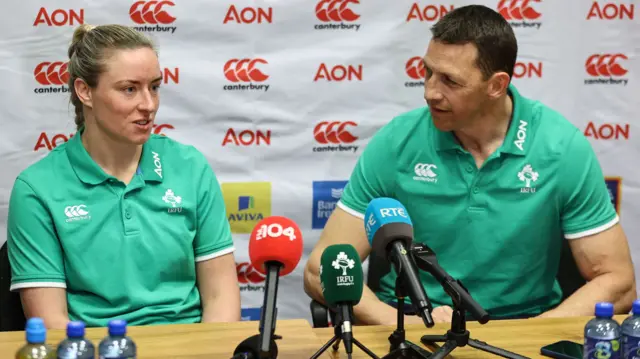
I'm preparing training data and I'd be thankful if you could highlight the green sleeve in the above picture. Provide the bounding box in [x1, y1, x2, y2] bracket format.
[338, 122, 397, 217]
[192, 151, 234, 261]
[559, 131, 618, 239]
[7, 178, 66, 290]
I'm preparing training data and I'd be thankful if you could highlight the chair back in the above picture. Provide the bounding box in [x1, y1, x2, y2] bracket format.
[556, 238, 587, 300]
[0, 242, 26, 332]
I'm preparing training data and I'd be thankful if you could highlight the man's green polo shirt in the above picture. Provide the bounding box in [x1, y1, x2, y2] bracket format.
[338, 84, 618, 318]
[8, 132, 234, 326]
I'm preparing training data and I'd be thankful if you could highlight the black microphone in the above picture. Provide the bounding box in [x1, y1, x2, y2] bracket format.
[364, 198, 435, 328]
[411, 243, 490, 324]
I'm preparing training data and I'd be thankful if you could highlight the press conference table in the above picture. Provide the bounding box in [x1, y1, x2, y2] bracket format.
[314, 315, 630, 359]
[0, 315, 627, 358]
[0, 319, 331, 359]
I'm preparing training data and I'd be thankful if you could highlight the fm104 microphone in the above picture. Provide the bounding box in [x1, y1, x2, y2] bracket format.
[231, 216, 303, 359]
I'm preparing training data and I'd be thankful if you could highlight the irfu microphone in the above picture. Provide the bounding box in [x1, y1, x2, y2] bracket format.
[320, 244, 364, 358]
[232, 216, 303, 359]
[364, 198, 434, 328]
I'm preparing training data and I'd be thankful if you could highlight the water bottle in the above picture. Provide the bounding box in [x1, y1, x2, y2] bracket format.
[584, 302, 621, 359]
[622, 300, 640, 359]
[57, 321, 95, 359]
[15, 317, 55, 359]
[98, 320, 136, 359]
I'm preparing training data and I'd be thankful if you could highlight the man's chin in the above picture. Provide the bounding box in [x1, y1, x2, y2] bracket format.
[431, 116, 455, 132]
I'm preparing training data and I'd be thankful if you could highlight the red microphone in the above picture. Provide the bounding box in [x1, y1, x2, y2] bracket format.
[236, 216, 303, 359]
[249, 216, 303, 277]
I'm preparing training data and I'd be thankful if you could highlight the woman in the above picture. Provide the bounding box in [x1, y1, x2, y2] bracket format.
[7, 24, 241, 328]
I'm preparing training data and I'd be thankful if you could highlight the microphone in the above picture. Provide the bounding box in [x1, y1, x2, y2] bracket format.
[364, 198, 434, 328]
[411, 243, 490, 324]
[236, 216, 303, 359]
[319, 244, 364, 357]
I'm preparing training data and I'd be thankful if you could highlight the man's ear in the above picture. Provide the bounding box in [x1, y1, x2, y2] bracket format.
[74, 78, 93, 109]
[486, 72, 510, 100]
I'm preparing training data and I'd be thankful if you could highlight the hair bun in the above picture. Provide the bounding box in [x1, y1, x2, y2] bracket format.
[68, 24, 96, 58]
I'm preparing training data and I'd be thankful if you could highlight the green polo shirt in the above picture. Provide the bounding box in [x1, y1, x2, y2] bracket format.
[338, 84, 618, 318]
[7, 132, 234, 326]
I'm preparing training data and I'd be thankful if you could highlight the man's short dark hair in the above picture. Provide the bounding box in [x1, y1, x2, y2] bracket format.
[430, 5, 518, 81]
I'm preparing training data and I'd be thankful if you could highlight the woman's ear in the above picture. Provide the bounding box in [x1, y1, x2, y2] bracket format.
[74, 78, 93, 109]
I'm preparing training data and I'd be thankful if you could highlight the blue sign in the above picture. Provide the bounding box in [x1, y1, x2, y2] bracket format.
[312, 181, 348, 229]
[605, 177, 621, 214]
[241, 307, 262, 321]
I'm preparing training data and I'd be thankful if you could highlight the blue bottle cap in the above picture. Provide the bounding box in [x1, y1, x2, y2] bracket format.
[633, 299, 640, 315]
[25, 317, 46, 344]
[595, 302, 615, 318]
[67, 321, 85, 338]
[108, 319, 127, 336]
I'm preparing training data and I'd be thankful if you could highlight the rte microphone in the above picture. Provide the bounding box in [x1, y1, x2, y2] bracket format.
[232, 216, 303, 359]
[319, 244, 364, 358]
[364, 198, 435, 328]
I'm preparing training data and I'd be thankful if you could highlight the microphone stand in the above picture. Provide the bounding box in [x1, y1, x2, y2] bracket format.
[231, 262, 283, 359]
[310, 305, 380, 359]
[231, 334, 280, 359]
[382, 275, 433, 359]
[259, 262, 281, 356]
[411, 244, 530, 359]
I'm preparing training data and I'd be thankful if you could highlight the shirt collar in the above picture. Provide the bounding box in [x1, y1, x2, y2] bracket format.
[137, 139, 164, 182]
[499, 84, 531, 156]
[66, 131, 164, 185]
[433, 83, 530, 156]
[66, 131, 110, 185]
[433, 125, 462, 152]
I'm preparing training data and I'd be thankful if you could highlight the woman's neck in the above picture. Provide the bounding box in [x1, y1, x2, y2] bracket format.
[81, 124, 143, 185]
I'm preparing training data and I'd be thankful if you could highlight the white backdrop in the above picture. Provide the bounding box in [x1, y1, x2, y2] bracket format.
[0, 0, 638, 322]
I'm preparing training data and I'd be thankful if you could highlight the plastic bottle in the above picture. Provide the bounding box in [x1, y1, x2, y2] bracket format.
[15, 317, 55, 359]
[584, 302, 621, 359]
[98, 320, 136, 359]
[57, 321, 95, 358]
[622, 299, 640, 359]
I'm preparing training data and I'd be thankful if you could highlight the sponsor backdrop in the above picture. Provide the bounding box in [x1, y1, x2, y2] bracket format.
[0, 0, 638, 322]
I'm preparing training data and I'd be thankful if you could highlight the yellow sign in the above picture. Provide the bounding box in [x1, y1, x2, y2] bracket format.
[222, 182, 272, 233]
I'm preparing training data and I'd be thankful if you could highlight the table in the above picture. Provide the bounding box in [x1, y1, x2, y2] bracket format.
[313, 315, 629, 358]
[0, 319, 330, 359]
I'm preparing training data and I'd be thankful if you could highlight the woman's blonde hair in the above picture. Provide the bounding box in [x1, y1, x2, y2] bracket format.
[67, 24, 156, 130]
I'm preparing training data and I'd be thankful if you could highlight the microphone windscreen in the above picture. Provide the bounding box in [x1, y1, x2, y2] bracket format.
[320, 244, 364, 306]
[249, 216, 303, 276]
[364, 197, 413, 245]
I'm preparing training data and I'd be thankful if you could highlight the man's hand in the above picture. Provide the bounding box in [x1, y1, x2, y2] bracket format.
[405, 305, 454, 325]
[431, 305, 454, 323]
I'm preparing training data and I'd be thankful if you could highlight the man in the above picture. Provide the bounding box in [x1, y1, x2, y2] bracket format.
[303, 5, 635, 325]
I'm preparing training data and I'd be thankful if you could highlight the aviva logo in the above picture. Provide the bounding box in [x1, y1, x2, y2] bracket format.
[222, 182, 271, 233]
[238, 196, 254, 211]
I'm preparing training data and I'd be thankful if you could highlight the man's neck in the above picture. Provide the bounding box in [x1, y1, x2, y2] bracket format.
[81, 123, 143, 184]
[454, 94, 513, 157]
